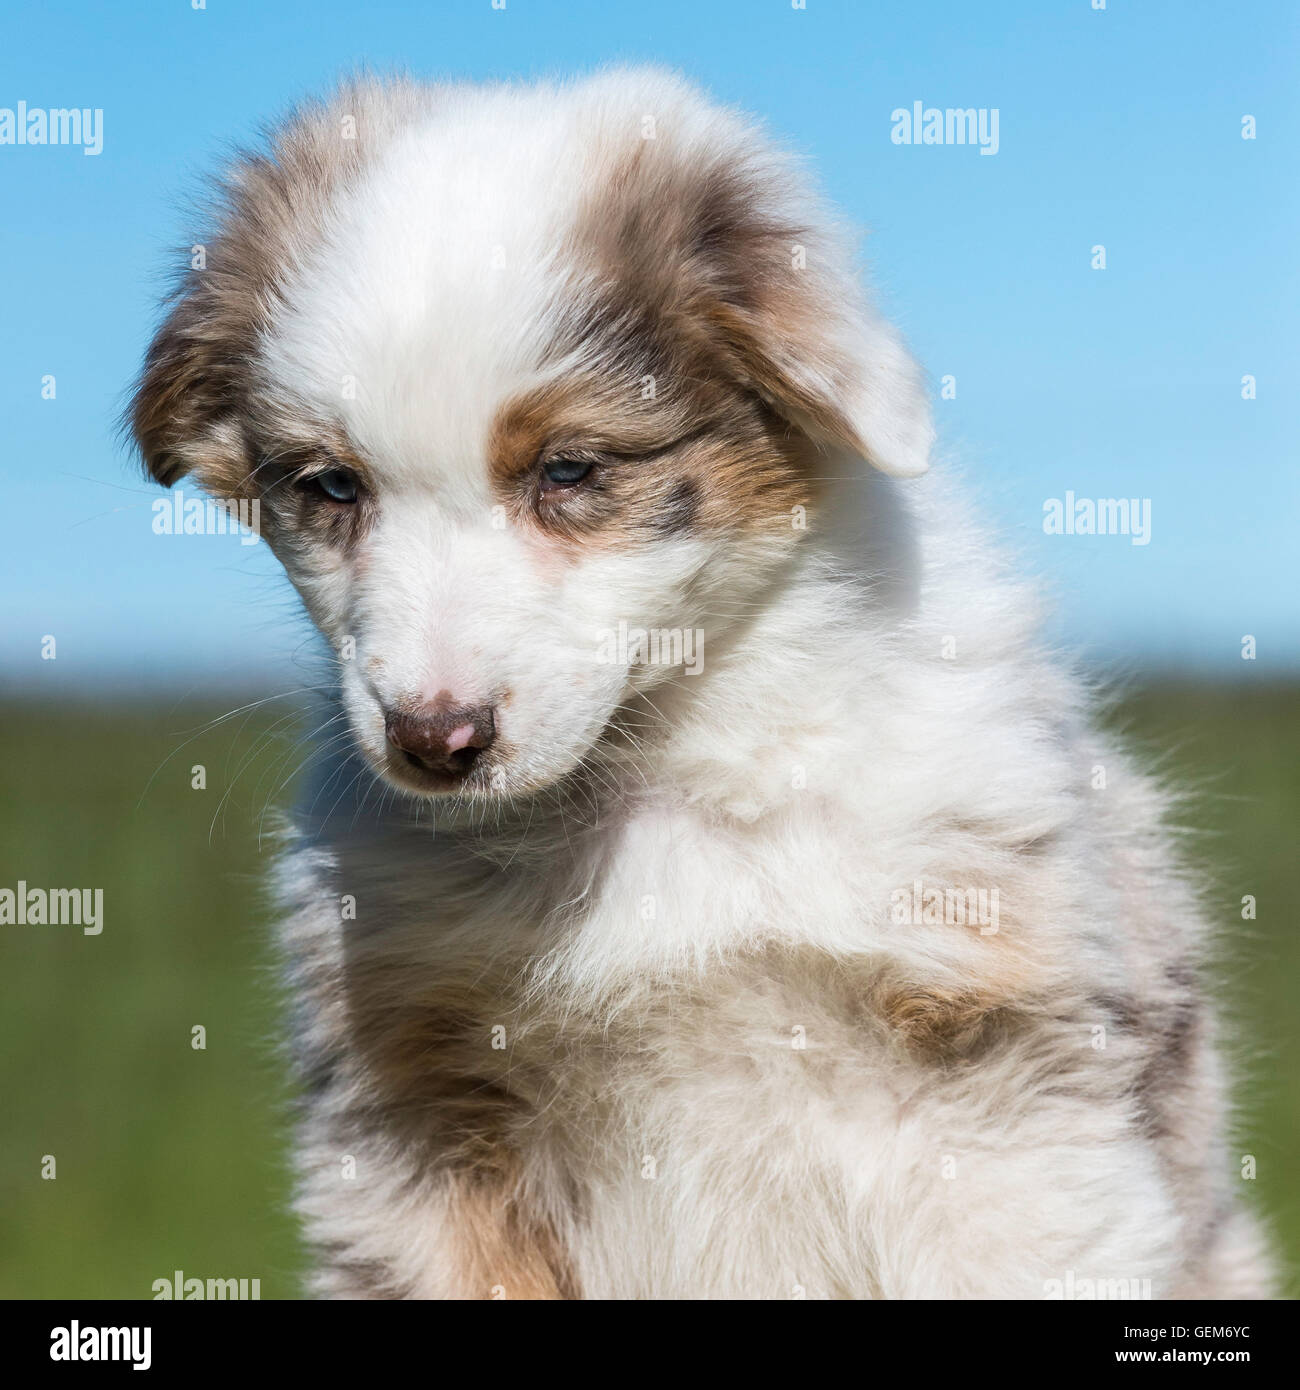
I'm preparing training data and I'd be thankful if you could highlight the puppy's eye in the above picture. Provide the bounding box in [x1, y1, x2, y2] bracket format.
[541, 457, 594, 490]
[305, 468, 359, 503]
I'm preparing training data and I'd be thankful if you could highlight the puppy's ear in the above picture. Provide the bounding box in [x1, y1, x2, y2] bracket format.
[130, 78, 441, 490]
[709, 276, 933, 479]
[697, 167, 932, 479]
[130, 284, 242, 488]
[615, 130, 933, 478]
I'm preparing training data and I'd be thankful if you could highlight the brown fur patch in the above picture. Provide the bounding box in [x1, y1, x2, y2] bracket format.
[565, 132, 875, 461]
[479, 123, 891, 551]
[875, 982, 1018, 1062]
[296, 941, 581, 1298]
[448, 1158, 579, 1300]
[129, 78, 437, 492]
[487, 364, 816, 551]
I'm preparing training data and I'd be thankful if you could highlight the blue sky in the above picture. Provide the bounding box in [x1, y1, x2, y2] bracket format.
[1, 0, 1296, 693]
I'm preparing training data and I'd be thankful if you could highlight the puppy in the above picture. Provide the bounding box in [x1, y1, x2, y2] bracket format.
[131, 69, 1272, 1299]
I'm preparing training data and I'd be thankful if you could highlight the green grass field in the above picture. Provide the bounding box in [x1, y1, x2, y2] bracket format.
[1, 684, 1296, 1298]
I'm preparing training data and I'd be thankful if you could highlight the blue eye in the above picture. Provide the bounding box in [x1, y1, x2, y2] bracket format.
[312, 468, 359, 503]
[542, 457, 594, 488]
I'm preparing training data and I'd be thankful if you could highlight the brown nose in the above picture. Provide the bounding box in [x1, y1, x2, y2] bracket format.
[384, 702, 496, 780]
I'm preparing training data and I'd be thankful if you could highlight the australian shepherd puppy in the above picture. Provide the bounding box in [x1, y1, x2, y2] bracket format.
[131, 69, 1271, 1299]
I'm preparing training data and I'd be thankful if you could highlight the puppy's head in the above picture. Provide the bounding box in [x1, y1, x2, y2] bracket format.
[131, 70, 930, 799]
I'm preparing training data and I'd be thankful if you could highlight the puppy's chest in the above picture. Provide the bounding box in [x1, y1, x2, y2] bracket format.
[306, 827, 1046, 1297]
[452, 965, 923, 1297]
[318, 807, 982, 1154]
[352, 932, 905, 1189]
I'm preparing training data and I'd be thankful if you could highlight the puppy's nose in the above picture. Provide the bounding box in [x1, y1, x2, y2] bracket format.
[384, 702, 496, 779]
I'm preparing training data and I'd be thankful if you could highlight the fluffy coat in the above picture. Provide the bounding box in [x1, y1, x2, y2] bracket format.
[132, 69, 1271, 1299]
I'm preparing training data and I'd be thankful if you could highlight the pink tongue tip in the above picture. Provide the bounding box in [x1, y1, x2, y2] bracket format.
[444, 722, 476, 753]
